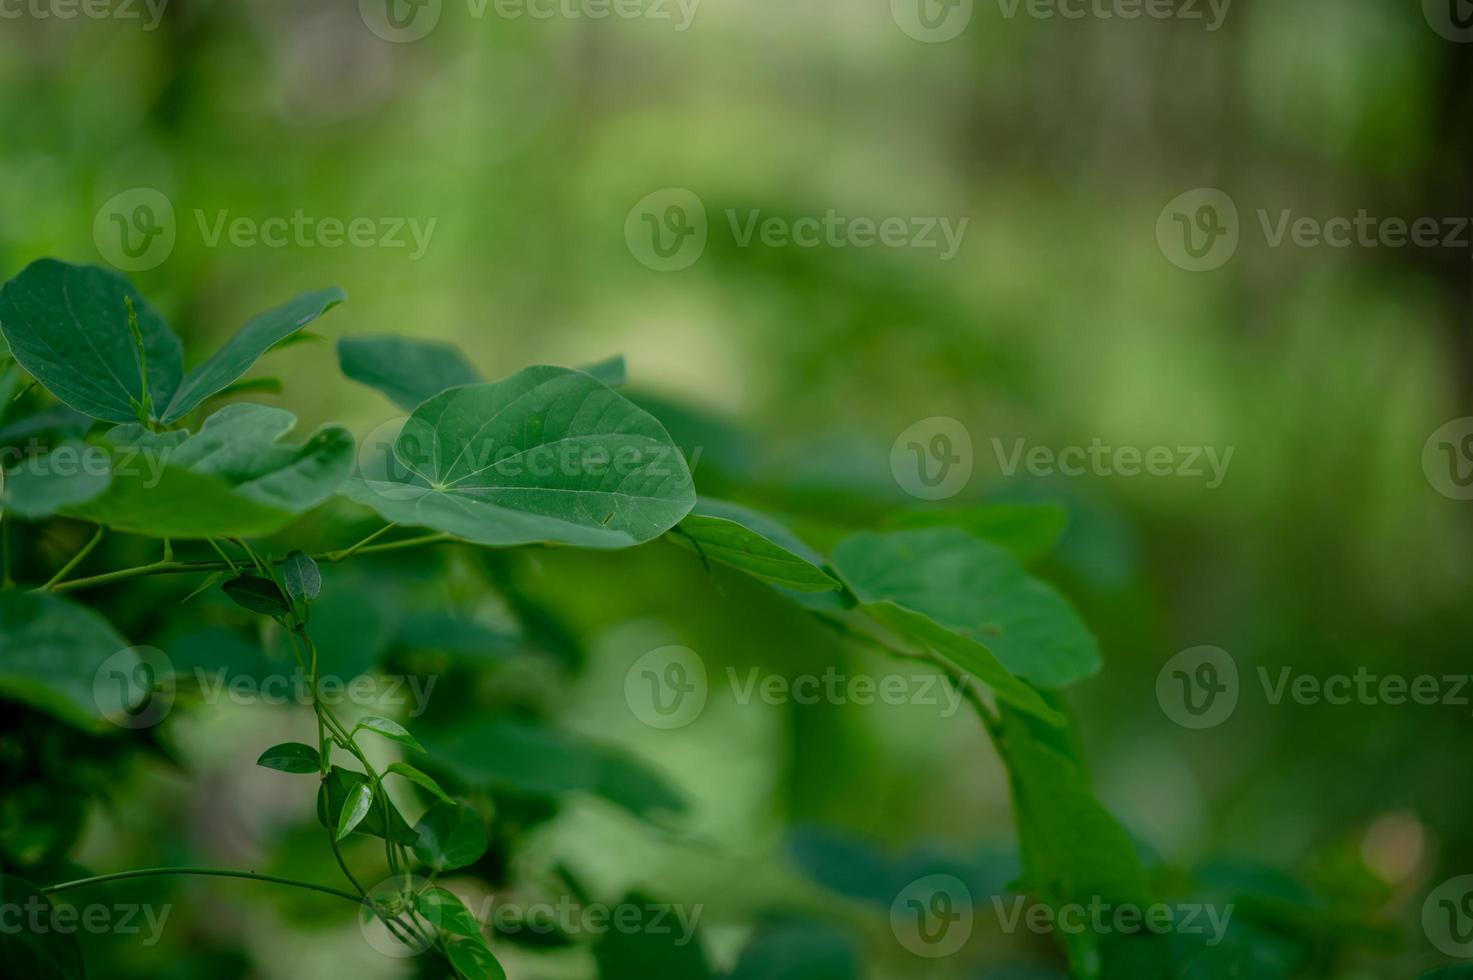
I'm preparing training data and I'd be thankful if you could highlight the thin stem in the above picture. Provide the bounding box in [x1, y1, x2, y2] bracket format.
[323, 524, 397, 563]
[43, 526, 106, 590]
[42, 867, 361, 905]
[206, 537, 239, 572]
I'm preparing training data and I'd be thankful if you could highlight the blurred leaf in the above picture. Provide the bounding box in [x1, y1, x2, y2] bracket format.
[446, 936, 507, 980]
[417, 886, 483, 940]
[209, 376, 283, 399]
[592, 892, 710, 980]
[671, 497, 840, 592]
[0, 875, 85, 978]
[0, 591, 140, 731]
[256, 742, 320, 773]
[344, 367, 695, 548]
[386, 761, 454, 804]
[0, 259, 182, 424]
[354, 715, 423, 752]
[222, 575, 290, 617]
[282, 550, 321, 604]
[725, 922, 859, 980]
[338, 334, 481, 411]
[1, 441, 112, 518]
[161, 286, 343, 423]
[882, 502, 1069, 566]
[412, 800, 488, 871]
[336, 781, 374, 840]
[834, 527, 1100, 690]
[580, 353, 626, 387]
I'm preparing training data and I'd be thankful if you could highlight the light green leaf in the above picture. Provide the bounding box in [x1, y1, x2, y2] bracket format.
[0, 591, 141, 731]
[61, 404, 354, 538]
[336, 782, 374, 841]
[282, 550, 322, 604]
[344, 366, 695, 548]
[833, 527, 1100, 690]
[385, 761, 454, 803]
[1, 441, 112, 518]
[354, 715, 423, 752]
[161, 287, 343, 423]
[338, 334, 481, 411]
[446, 937, 507, 980]
[256, 742, 321, 773]
[0, 875, 85, 979]
[883, 502, 1069, 566]
[0, 259, 183, 423]
[671, 497, 839, 592]
[417, 887, 483, 940]
[412, 800, 488, 871]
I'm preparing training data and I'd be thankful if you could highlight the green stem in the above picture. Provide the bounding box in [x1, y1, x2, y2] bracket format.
[42, 526, 106, 590]
[323, 523, 397, 563]
[42, 867, 361, 905]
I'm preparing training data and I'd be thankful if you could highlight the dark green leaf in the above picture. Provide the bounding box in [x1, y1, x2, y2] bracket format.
[0, 591, 142, 731]
[412, 800, 489, 871]
[282, 550, 322, 604]
[671, 497, 839, 592]
[209, 376, 283, 399]
[316, 767, 417, 843]
[727, 922, 859, 980]
[160, 286, 344, 423]
[0, 875, 85, 979]
[256, 742, 320, 773]
[592, 892, 711, 980]
[336, 781, 374, 840]
[0, 259, 183, 423]
[416, 886, 483, 940]
[344, 366, 695, 548]
[446, 937, 507, 980]
[222, 575, 291, 617]
[338, 334, 481, 411]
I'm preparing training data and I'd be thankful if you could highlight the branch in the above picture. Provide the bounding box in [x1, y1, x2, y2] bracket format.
[42, 867, 362, 905]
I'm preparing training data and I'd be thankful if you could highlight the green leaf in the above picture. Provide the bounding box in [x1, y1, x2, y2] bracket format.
[416, 886, 483, 940]
[0, 259, 183, 423]
[336, 781, 374, 840]
[316, 767, 417, 843]
[0, 875, 85, 979]
[833, 527, 1100, 690]
[354, 715, 423, 752]
[727, 923, 859, 980]
[0, 591, 143, 731]
[446, 937, 508, 980]
[580, 353, 626, 387]
[256, 741, 321, 773]
[671, 497, 839, 592]
[592, 892, 712, 980]
[282, 550, 321, 604]
[62, 404, 354, 538]
[385, 761, 454, 803]
[412, 800, 489, 871]
[883, 501, 1069, 566]
[1, 441, 113, 518]
[222, 575, 291, 618]
[160, 286, 344, 423]
[344, 366, 695, 548]
[338, 334, 482, 411]
[209, 376, 283, 399]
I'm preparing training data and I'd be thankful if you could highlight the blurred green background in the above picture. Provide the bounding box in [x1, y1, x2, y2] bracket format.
[2, 0, 1472, 977]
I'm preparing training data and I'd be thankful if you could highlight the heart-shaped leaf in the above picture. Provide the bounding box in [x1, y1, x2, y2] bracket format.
[160, 286, 343, 423]
[0, 260, 183, 423]
[336, 781, 375, 841]
[412, 800, 488, 871]
[257, 741, 321, 773]
[344, 366, 695, 548]
[671, 497, 839, 592]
